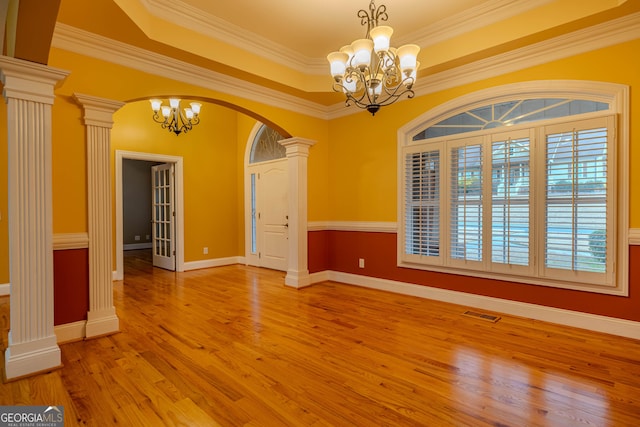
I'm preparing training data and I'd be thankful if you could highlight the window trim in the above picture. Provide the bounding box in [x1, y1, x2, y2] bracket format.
[397, 81, 629, 296]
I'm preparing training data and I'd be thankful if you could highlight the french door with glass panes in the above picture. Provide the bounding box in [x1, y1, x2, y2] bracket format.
[152, 163, 175, 270]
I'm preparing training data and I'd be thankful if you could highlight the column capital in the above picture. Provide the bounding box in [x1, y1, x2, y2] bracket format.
[74, 93, 124, 128]
[279, 137, 316, 157]
[0, 56, 69, 104]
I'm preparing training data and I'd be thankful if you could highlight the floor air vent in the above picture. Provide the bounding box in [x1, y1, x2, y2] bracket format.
[463, 310, 501, 323]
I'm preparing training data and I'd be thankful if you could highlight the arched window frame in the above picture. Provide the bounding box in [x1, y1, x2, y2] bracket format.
[397, 81, 629, 295]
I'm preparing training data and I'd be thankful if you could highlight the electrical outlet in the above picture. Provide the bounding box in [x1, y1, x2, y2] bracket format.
[359, 258, 365, 268]
[203, 247, 208, 255]
[134, 235, 140, 241]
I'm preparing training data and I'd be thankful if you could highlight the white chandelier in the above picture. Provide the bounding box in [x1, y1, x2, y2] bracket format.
[150, 98, 202, 135]
[327, 1, 420, 115]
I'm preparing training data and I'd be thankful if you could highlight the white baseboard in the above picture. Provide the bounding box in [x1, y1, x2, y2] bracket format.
[86, 308, 120, 338]
[123, 242, 152, 250]
[184, 256, 245, 271]
[4, 335, 61, 380]
[0, 283, 9, 296]
[54, 321, 87, 344]
[311, 270, 640, 341]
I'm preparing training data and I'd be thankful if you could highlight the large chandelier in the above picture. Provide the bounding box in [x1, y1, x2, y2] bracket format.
[327, 1, 420, 115]
[150, 98, 202, 135]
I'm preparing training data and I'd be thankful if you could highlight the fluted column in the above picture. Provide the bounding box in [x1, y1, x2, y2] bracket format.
[0, 56, 69, 379]
[74, 94, 124, 338]
[279, 138, 316, 288]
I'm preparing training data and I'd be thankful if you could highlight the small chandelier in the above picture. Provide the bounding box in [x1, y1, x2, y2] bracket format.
[149, 98, 202, 135]
[327, 1, 420, 115]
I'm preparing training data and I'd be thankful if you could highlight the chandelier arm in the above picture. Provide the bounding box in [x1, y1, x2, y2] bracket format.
[152, 111, 168, 125]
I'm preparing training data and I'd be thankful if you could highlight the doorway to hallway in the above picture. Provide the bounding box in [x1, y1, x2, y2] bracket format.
[115, 150, 185, 280]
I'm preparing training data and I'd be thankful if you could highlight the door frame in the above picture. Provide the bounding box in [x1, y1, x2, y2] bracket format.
[115, 150, 185, 280]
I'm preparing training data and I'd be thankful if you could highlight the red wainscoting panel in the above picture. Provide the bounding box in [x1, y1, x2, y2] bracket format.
[53, 248, 89, 325]
[308, 230, 330, 273]
[308, 230, 640, 322]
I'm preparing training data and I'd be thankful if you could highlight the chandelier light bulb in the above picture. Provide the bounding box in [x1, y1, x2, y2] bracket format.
[327, 51, 349, 79]
[397, 44, 420, 75]
[343, 78, 358, 94]
[190, 102, 202, 115]
[370, 26, 393, 52]
[351, 39, 374, 69]
[169, 98, 180, 109]
[161, 105, 171, 118]
[150, 99, 162, 112]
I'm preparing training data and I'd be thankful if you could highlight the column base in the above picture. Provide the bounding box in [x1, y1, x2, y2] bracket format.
[85, 307, 120, 338]
[285, 270, 312, 289]
[4, 334, 61, 381]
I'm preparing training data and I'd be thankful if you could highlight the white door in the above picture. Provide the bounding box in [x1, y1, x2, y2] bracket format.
[253, 160, 288, 271]
[152, 163, 176, 270]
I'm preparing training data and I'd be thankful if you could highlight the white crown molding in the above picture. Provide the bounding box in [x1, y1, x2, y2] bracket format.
[630, 229, 640, 245]
[308, 221, 397, 233]
[51, 23, 330, 120]
[315, 271, 640, 341]
[139, 0, 326, 75]
[415, 12, 640, 101]
[53, 232, 89, 250]
[397, 0, 553, 48]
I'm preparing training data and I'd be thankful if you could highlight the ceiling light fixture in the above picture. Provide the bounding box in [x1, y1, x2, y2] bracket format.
[327, 1, 420, 116]
[149, 98, 202, 135]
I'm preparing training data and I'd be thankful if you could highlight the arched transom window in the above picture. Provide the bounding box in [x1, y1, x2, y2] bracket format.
[413, 99, 609, 140]
[250, 124, 286, 164]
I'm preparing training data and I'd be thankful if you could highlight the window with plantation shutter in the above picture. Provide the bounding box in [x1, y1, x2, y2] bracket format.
[541, 117, 613, 286]
[399, 85, 627, 295]
[491, 132, 531, 274]
[450, 143, 483, 263]
[404, 147, 442, 262]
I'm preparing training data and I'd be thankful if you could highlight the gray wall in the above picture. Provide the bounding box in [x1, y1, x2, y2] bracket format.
[123, 159, 160, 248]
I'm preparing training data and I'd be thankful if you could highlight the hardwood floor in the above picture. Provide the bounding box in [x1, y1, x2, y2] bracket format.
[1, 250, 640, 426]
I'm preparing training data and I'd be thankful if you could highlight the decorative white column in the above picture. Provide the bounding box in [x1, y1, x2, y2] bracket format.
[0, 56, 69, 379]
[73, 94, 124, 338]
[279, 138, 316, 288]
